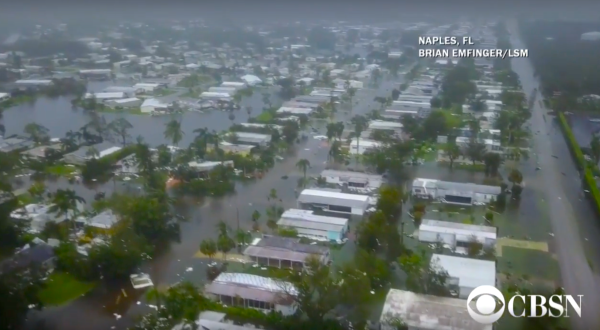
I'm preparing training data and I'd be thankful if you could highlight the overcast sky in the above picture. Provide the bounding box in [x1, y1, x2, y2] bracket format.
[1, 0, 599, 24]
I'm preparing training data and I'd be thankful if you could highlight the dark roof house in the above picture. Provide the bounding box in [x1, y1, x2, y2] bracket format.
[0, 244, 56, 274]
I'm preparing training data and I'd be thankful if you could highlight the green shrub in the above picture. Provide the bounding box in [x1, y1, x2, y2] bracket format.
[557, 112, 600, 216]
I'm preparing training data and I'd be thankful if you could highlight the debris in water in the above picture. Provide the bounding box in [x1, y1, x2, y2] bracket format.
[113, 313, 122, 320]
[186, 267, 193, 272]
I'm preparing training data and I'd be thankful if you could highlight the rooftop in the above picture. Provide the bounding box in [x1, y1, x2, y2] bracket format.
[431, 254, 497, 290]
[243, 236, 329, 263]
[412, 178, 501, 195]
[205, 273, 296, 305]
[380, 289, 492, 330]
[420, 219, 497, 239]
[298, 189, 370, 202]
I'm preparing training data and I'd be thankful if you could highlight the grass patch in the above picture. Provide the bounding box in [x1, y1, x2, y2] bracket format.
[255, 111, 274, 123]
[497, 246, 559, 281]
[38, 272, 96, 306]
[46, 164, 78, 178]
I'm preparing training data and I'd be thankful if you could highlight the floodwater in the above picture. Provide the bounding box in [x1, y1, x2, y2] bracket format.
[14, 76, 400, 330]
[2, 82, 282, 147]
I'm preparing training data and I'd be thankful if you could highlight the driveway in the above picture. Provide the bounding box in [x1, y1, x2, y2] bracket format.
[508, 19, 600, 329]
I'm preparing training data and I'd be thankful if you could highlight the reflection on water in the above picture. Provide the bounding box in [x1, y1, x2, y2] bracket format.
[19, 78, 400, 330]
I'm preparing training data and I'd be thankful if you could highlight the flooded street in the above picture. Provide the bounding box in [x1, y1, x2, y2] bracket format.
[508, 20, 600, 328]
[15, 76, 401, 330]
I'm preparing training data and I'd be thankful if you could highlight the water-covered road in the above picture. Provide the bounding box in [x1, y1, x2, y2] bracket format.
[508, 19, 600, 329]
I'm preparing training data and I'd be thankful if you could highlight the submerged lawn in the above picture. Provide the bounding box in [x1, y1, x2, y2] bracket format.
[39, 272, 97, 306]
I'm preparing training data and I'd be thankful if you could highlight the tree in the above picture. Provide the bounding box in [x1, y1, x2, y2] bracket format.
[483, 152, 503, 176]
[466, 236, 483, 256]
[115, 192, 180, 244]
[23, 122, 50, 144]
[28, 181, 46, 200]
[261, 93, 271, 109]
[399, 251, 451, 296]
[590, 134, 600, 164]
[442, 143, 461, 169]
[49, 189, 85, 228]
[199, 239, 217, 260]
[376, 186, 403, 225]
[351, 115, 369, 166]
[347, 87, 357, 112]
[251, 210, 261, 223]
[465, 141, 486, 165]
[508, 168, 523, 187]
[295, 159, 311, 183]
[88, 228, 150, 280]
[0, 268, 45, 330]
[234, 229, 252, 248]
[217, 235, 235, 260]
[85, 146, 99, 159]
[283, 256, 339, 322]
[164, 119, 184, 146]
[108, 118, 133, 145]
[245, 106, 253, 116]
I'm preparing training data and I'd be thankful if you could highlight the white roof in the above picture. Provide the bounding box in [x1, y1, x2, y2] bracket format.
[79, 69, 111, 73]
[380, 289, 492, 330]
[277, 107, 313, 115]
[212, 273, 296, 294]
[141, 98, 168, 108]
[133, 83, 160, 87]
[84, 92, 125, 99]
[221, 81, 246, 87]
[15, 79, 53, 84]
[368, 120, 403, 130]
[420, 219, 497, 240]
[99, 146, 122, 158]
[241, 74, 262, 83]
[112, 97, 140, 104]
[431, 254, 496, 289]
[200, 92, 231, 98]
[83, 210, 119, 229]
[280, 209, 348, 226]
[298, 189, 370, 210]
[350, 138, 381, 148]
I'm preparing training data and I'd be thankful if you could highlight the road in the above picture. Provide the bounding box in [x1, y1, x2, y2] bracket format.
[508, 20, 600, 329]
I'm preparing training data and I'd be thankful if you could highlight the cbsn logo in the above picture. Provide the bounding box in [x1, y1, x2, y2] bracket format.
[466, 285, 583, 324]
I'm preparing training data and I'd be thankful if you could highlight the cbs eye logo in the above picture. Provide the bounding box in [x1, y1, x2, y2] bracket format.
[466, 285, 506, 324]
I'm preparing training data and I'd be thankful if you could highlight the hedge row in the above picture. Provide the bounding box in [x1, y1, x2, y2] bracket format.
[557, 112, 600, 216]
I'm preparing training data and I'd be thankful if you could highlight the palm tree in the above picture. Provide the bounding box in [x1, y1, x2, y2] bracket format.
[296, 159, 310, 180]
[328, 140, 343, 164]
[347, 87, 357, 112]
[351, 115, 369, 167]
[199, 239, 217, 260]
[49, 189, 85, 230]
[108, 118, 133, 146]
[296, 159, 311, 188]
[164, 119, 184, 146]
[216, 220, 229, 238]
